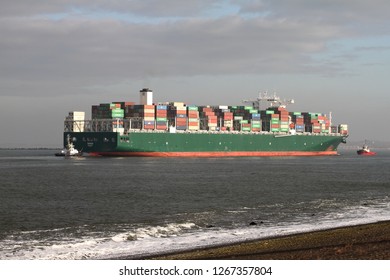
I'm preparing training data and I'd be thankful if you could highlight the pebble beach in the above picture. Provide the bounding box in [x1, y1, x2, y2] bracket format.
[146, 221, 390, 260]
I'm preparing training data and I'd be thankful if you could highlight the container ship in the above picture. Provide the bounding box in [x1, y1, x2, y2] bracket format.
[62, 88, 348, 157]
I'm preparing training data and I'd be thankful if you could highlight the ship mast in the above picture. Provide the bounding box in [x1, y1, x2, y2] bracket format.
[243, 92, 294, 109]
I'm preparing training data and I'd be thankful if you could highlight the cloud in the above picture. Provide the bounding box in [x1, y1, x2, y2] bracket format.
[0, 17, 342, 97]
[1, 0, 389, 97]
[0, 0, 223, 18]
[237, 0, 390, 34]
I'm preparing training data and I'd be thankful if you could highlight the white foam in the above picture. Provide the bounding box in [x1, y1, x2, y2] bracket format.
[1, 201, 389, 260]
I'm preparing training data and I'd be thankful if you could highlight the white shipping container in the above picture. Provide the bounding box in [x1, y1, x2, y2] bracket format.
[339, 124, 348, 130]
[68, 111, 85, 121]
[113, 127, 125, 134]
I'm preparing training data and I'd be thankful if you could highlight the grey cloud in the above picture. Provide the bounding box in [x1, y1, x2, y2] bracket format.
[0, 0, 222, 18]
[0, 15, 342, 97]
[237, 0, 390, 34]
[1, 0, 389, 98]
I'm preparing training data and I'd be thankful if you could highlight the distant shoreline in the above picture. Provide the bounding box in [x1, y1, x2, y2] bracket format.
[0, 148, 59, 150]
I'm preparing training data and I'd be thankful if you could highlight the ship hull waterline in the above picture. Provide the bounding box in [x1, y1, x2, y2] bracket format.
[88, 151, 338, 157]
[65, 131, 347, 157]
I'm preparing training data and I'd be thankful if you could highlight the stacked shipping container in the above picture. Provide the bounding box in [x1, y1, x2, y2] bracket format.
[92, 103, 124, 119]
[168, 102, 187, 130]
[89, 101, 340, 134]
[200, 107, 218, 131]
[187, 106, 200, 131]
[155, 105, 168, 130]
[278, 107, 289, 132]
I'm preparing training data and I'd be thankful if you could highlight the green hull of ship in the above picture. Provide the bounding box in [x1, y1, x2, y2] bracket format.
[64, 131, 346, 157]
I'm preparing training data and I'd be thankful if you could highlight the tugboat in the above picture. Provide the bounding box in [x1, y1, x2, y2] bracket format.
[357, 142, 376, 156]
[55, 135, 82, 157]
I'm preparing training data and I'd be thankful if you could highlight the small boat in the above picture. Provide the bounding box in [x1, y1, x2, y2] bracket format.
[55, 135, 82, 157]
[357, 143, 376, 156]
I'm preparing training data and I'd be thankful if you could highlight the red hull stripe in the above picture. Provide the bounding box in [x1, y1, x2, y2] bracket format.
[88, 151, 338, 157]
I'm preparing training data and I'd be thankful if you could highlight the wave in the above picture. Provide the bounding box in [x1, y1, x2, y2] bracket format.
[1, 200, 389, 260]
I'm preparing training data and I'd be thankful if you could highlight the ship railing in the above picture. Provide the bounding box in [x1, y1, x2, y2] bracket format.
[64, 119, 347, 137]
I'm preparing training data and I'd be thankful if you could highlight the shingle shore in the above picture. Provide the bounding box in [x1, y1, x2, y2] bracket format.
[145, 221, 390, 260]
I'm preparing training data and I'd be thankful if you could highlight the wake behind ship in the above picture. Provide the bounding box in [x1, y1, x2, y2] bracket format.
[62, 89, 348, 157]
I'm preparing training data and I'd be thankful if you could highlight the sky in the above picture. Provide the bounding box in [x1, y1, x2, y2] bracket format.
[1, 0, 390, 147]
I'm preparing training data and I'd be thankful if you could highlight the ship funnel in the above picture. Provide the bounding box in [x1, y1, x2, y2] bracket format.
[140, 88, 153, 105]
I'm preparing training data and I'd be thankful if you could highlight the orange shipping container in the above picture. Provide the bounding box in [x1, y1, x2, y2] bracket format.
[142, 113, 155, 118]
[280, 116, 289, 121]
[156, 125, 167, 130]
[202, 107, 213, 112]
[188, 111, 199, 118]
[204, 111, 215, 116]
[176, 120, 187, 125]
[175, 109, 187, 115]
[156, 112, 167, 118]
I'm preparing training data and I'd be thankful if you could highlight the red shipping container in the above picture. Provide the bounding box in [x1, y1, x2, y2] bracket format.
[202, 107, 213, 112]
[142, 112, 155, 118]
[204, 111, 215, 116]
[176, 121, 187, 126]
[188, 111, 199, 118]
[174, 109, 186, 115]
[156, 112, 167, 118]
[280, 116, 289, 121]
[156, 125, 167, 130]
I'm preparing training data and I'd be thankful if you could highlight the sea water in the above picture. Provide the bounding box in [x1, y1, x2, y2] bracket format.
[0, 149, 389, 259]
